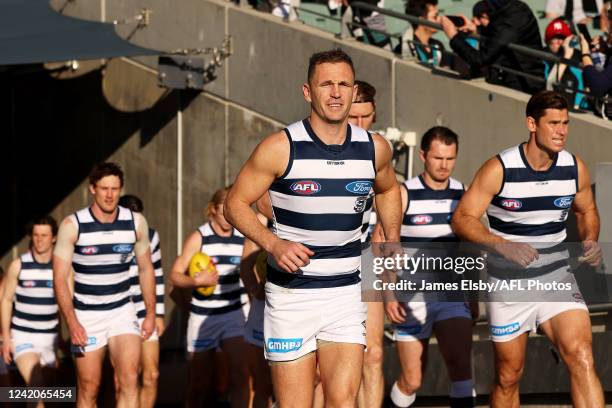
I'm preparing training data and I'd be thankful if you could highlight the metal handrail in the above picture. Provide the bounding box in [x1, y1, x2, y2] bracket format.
[295, 6, 341, 22]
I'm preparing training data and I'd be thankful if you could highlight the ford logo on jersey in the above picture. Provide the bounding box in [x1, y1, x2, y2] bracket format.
[290, 181, 321, 195]
[113, 244, 133, 254]
[345, 181, 372, 194]
[230, 256, 241, 265]
[500, 199, 522, 210]
[80, 246, 99, 255]
[410, 215, 433, 225]
[553, 196, 574, 209]
[266, 338, 303, 353]
[490, 322, 520, 336]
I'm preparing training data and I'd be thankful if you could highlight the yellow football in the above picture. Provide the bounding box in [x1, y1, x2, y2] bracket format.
[255, 251, 267, 283]
[188, 252, 217, 296]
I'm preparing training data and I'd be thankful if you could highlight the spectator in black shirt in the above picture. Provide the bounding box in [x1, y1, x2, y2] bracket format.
[440, 0, 545, 93]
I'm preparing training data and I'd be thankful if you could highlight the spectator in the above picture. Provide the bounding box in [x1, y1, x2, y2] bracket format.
[400, 0, 452, 66]
[440, 0, 545, 94]
[543, 18, 588, 109]
[545, 0, 608, 28]
[580, 31, 612, 117]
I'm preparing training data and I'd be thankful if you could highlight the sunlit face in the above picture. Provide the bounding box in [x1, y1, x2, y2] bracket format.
[348, 101, 375, 130]
[303, 62, 355, 124]
[420, 140, 457, 183]
[89, 175, 122, 214]
[31, 224, 55, 255]
[210, 202, 232, 231]
[528, 108, 569, 154]
[548, 37, 564, 54]
[424, 4, 440, 34]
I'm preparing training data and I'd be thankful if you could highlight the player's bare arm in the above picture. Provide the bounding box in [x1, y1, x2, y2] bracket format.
[53, 217, 87, 347]
[371, 133, 402, 242]
[451, 157, 538, 267]
[1, 258, 20, 363]
[170, 232, 219, 289]
[133, 213, 156, 339]
[225, 131, 314, 273]
[572, 155, 601, 266]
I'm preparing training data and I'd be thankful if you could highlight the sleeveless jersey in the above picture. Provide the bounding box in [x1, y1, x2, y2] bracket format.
[190, 223, 244, 315]
[12, 252, 58, 333]
[129, 228, 165, 319]
[401, 175, 464, 242]
[71, 206, 136, 311]
[267, 119, 376, 288]
[486, 144, 578, 276]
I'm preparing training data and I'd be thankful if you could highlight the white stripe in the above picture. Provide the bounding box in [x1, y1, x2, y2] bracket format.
[15, 287, 54, 298]
[269, 191, 362, 214]
[74, 271, 129, 285]
[73, 253, 133, 265]
[76, 231, 135, 246]
[14, 302, 58, 315]
[300, 256, 361, 275]
[192, 299, 240, 308]
[487, 206, 568, 224]
[18, 270, 53, 280]
[275, 223, 361, 247]
[407, 199, 460, 214]
[74, 292, 130, 305]
[286, 159, 374, 179]
[201, 243, 243, 256]
[489, 228, 567, 244]
[501, 180, 576, 198]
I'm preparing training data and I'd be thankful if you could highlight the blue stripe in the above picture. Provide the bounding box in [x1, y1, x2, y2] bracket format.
[488, 216, 566, 236]
[75, 243, 134, 256]
[305, 240, 361, 260]
[210, 255, 241, 266]
[202, 234, 244, 246]
[408, 189, 463, 201]
[218, 274, 240, 285]
[13, 309, 58, 322]
[192, 289, 242, 301]
[74, 296, 130, 311]
[270, 178, 373, 197]
[78, 220, 135, 234]
[273, 207, 363, 232]
[489, 259, 569, 279]
[74, 279, 131, 296]
[20, 262, 52, 270]
[72, 263, 130, 275]
[11, 323, 58, 333]
[18, 280, 52, 288]
[15, 294, 56, 305]
[491, 195, 575, 212]
[148, 228, 156, 241]
[267, 267, 360, 289]
[505, 166, 577, 182]
[131, 294, 165, 303]
[190, 301, 242, 315]
[153, 259, 162, 269]
[402, 212, 452, 226]
[292, 141, 373, 160]
[129, 275, 164, 286]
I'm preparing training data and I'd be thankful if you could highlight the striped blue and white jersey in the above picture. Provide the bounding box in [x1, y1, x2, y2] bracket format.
[487, 144, 577, 244]
[11, 252, 58, 333]
[190, 223, 245, 315]
[268, 119, 376, 288]
[486, 144, 578, 276]
[129, 228, 164, 319]
[401, 175, 464, 242]
[71, 206, 136, 311]
[360, 191, 377, 244]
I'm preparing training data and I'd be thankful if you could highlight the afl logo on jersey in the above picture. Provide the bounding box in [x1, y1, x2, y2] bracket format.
[22, 281, 36, 288]
[291, 181, 321, 195]
[345, 181, 372, 195]
[80, 246, 99, 255]
[411, 215, 433, 225]
[500, 199, 522, 210]
[554, 196, 574, 209]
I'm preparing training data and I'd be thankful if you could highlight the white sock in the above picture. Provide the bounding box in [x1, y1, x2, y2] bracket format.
[390, 382, 416, 407]
[450, 379, 476, 398]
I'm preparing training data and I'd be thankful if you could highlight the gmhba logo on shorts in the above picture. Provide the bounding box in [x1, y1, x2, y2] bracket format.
[490, 322, 520, 336]
[266, 337, 303, 353]
[291, 181, 321, 195]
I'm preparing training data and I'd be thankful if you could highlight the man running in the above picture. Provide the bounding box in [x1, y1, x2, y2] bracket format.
[118, 195, 165, 408]
[452, 90, 604, 408]
[386, 126, 476, 408]
[225, 49, 402, 408]
[2, 216, 60, 398]
[53, 162, 156, 408]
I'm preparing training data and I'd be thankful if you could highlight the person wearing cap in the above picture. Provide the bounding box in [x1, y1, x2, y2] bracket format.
[543, 18, 588, 110]
[439, 0, 544, 94]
